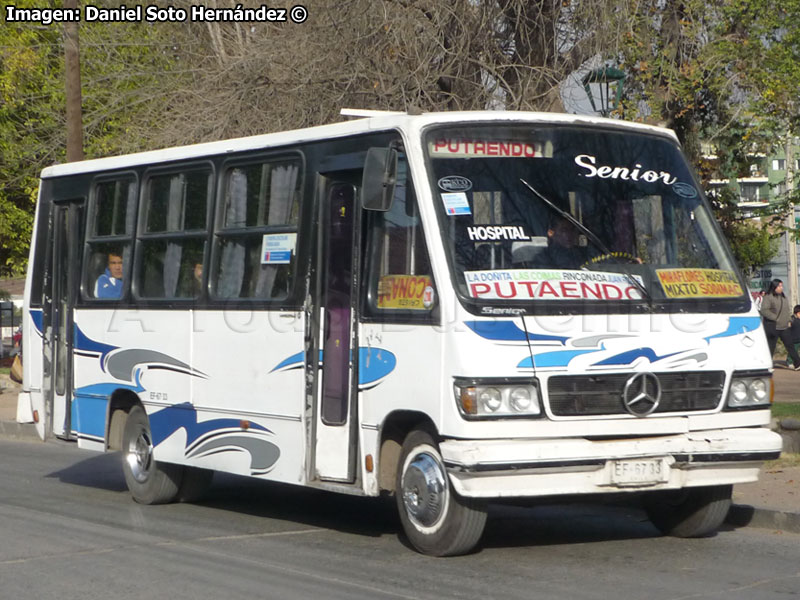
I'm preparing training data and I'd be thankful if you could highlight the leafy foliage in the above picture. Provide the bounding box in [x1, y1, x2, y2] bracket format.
[708, 187, 779, 276]
[0, 0, 66, 275]
[2, 1, 800, 277]
[0, 2, 181, 274]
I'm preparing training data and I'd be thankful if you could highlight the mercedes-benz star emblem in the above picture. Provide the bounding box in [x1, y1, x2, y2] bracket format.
[622, 372, 662, 417]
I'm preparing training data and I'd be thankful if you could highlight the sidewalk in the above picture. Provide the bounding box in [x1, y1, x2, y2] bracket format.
[0, 371, 798, 533]
[0, 372, 37, 440]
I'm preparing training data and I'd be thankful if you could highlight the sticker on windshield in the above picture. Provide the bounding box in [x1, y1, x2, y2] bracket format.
[656, 269, 742, 298]
[430, 139, 549, 158]
[261, 233, 296, 264]
[438, 176, 472, 192]
[466, 225, 530, 241]
[441, 192, 471, 216]
[464, 270, 644, 301]
[672, 182, 698, 198]
[377, 275, 434, 310]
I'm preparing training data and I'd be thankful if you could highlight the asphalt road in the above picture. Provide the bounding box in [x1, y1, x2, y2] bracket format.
[1, 439, 799, 600]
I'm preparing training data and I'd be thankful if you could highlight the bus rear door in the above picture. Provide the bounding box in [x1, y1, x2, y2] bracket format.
[37, 199, 84, 439]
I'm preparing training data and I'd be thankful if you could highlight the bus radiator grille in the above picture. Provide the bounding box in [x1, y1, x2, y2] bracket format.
[547, 371, 725, 417]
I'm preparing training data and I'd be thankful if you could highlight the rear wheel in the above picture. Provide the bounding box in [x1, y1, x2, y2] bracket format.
[122, 405, 183, 505]
[396, 429, 487, 556]
[644, 484, 732, 537]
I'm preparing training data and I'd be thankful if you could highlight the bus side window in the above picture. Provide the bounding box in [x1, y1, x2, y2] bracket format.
[364, 159, 435, 319]
[85, 176, 137, 300]
[136, 168, 211, 300]
[212, 158, 302, 301]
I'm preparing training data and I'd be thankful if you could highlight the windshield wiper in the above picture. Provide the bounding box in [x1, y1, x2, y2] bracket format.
[519, 178, 652, 306]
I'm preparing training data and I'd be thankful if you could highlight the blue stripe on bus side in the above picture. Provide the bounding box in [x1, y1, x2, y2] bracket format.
[71, 395, 108, 439]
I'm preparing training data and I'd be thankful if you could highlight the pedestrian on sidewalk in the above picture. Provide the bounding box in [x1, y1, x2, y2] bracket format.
[760, 279, 800, 369]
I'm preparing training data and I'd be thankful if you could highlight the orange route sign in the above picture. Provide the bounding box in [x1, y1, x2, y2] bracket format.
[656, 269, 743, 298]
[377, 275, 434, 310]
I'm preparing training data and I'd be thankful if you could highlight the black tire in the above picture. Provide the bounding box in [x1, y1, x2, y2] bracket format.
[121, 405, 183, 505]
[177, 467, 214, 503]
[644, 484, 732, 537]
[396, 429, 487, 556]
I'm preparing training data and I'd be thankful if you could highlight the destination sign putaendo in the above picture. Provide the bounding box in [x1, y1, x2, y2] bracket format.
[4, 4, 307, 24]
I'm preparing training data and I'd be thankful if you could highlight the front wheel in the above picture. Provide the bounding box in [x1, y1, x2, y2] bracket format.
[121, 405, 184, 505]
[644, 484, 732, 538]
[396, 429, 487, 556]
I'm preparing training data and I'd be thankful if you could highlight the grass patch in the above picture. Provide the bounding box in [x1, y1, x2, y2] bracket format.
[772, 403, 800, 419]
[766, 453, 800, 469]
[0, 367, 8, 376]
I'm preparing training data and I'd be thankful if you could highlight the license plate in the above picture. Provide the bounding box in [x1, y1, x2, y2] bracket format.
[610, 458, 668, 487]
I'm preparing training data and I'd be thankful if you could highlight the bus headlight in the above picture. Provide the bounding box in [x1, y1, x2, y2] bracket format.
[510, 387, 533, 411]
[479, 388, 503, 412]
[454, 379, 542, 418]
[726, 372, 772, 409]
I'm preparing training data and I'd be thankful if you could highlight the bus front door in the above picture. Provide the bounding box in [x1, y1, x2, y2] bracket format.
[39, 200, 83, 439]
[313, 182, 359, 482]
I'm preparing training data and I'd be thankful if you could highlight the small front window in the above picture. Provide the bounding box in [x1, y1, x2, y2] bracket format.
[364, 156, 435, 321]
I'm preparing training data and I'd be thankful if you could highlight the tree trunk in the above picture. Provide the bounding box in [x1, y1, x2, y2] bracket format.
[64, 0, 83, 162]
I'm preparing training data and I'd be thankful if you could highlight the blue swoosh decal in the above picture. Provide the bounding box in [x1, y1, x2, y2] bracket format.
[464, 321, 568, 344]
[30, 309, 44, 335]
[271, 351, 308, 372]
[74, 325, 118, 357]
[704, 316, 762, 342]
[519, 349, 598, 368]
[74, 381, 145, 398]
[359, 347, 396, 385]
[149, 402, 270, 447]
[592, 347, 681, 366]
[271, 348, 397, 386]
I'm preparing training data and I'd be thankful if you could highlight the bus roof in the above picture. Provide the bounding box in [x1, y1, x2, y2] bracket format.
[40, 111, 678, 179]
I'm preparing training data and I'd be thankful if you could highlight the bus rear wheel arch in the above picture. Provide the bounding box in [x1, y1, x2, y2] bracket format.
[395, 428, 487, 556]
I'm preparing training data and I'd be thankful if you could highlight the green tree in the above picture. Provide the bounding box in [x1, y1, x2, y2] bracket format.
[0, 3, 181, 274]
[0, 0, 64, 275]
[708, 187, 779, 276]
[613, 1, 800, 274]
[715, 0, 800, 239]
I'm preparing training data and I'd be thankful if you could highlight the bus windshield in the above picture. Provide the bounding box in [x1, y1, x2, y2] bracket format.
[424, 124, 747, 310]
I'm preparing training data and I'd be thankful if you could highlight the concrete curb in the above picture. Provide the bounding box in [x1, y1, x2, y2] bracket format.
[726, 504, 800, 535]
[0, 419, 40, 441]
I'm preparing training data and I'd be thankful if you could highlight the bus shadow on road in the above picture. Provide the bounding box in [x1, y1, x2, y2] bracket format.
[482, 501, 660, 548]
[201, 472, 401, 538]
[48, 454, 665, 547]
[46, 450, 129, 493]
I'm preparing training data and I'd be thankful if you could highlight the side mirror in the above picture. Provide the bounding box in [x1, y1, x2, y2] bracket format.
[361, 147, 398, 211]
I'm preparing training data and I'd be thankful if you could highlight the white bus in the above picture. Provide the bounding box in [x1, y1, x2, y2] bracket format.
[18, 111, 782, 555]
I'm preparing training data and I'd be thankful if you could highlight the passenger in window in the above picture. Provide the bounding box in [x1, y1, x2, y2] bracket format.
[95, 252, 124, 299]
[189, 262, 203, 296]
[178, 260, 204, 298]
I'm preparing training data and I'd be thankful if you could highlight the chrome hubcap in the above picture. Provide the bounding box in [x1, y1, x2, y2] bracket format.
[127, 429, 153, 484]
[402, 451, 447, 528]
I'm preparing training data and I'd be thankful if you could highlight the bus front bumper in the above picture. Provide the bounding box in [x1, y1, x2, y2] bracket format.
[439, 427, 783, 499]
